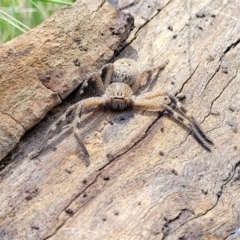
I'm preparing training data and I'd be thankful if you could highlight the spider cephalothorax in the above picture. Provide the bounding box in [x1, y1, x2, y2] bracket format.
[104, 82, 133, 110]
[28, 58, 213, 166]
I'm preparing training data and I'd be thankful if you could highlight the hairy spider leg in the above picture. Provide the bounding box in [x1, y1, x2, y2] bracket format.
[79, 64, 114, 97]
[79, 72, 105, 97]
[133, 95, 213, 151]
[136, 90, 170, 101]
[162, 104, 213, 150]
[131, 60, 169, 94]
[100, 63, 114, 89]
[166, 94, 214, 146]
[28, 104, 78, 160]
[133, 99, 166, 111]
[73, 97, 106, 166]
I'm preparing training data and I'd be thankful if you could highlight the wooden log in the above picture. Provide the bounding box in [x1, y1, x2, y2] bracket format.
[0, 0, 133, 160]
[1, 0, 240, 239]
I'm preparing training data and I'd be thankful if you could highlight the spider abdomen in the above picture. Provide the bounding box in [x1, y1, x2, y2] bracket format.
[112, 58, 140, 85]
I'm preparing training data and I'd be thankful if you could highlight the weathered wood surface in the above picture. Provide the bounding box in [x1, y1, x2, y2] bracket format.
[1, 0, 240, 239]
[0, 0, 133, 161]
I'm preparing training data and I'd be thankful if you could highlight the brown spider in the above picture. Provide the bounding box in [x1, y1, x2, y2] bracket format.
[28, 58, 213, 166]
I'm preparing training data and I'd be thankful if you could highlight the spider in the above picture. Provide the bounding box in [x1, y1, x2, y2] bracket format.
[28, 58, 213, 166]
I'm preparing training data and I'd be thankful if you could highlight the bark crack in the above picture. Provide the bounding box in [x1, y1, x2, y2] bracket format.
[203, 65, 238, 123]
[116, 0, 173, 55]
[165, 158, 240, 238]
[223, 37, 240, 55]
[43, 112, 161, 239]
[44, 172, 101, 239]
[203, 36, 240, 95]
[91, 0, 106, 15]
[99, 113, 161, 171]
[178, 60, 201, 94]
[202, 63, 221, 93]
[0, 110, 26, 132]
[118, 0, 140, 10]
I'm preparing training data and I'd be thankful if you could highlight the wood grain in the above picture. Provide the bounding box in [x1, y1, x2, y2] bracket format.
[1, 0, 240, 239]
[0, 0, 133, 160]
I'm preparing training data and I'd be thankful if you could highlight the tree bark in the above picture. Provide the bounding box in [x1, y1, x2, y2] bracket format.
[0, 0, 133, 161]
[1, 0, 240, 239]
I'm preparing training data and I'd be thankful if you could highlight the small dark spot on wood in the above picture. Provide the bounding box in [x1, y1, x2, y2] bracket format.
[65, 208, 74, 216]
[222, 67, 228, 74]
[216, 190, 222, 197]
[138, 201, 141, 206]
[198, 26, 203, 31]
[201, 189, 208, 195]
[160, 127, 164, 133]
[210, 111, 220, 116]
[159, 151, 164, 156]
[79, 45, 88, 51]
[172, 169, 178, 175]
[211, 14, 216, 18]
[182, 185, 186, 188]
[152, 230, 160, 235]
[74, 59, 80, 67]
[173, 35, 177, 39]
[102, 217, 107, 222]
[120, 116, 126, 121]
[106, 153, 114, 160]
[196, 13, 206, 18]
[25, 187, 39, 201]
[82, 179, 87, 184]
[226, 119, 238, 133]
[30, 226, 39, 230]
[114, 211, 119, 216]
[168, 26, 173, 31]
[229, 106, 236, 112]
[171, 81, 175, 85]
[83, 192, 87, 198]
[38, 74, 52, 84]
[103, 176, 110, 181]
[177, 93, 186, 100]
[234, 146, 237, 150]
[108, 120, 114, 125]
[65, 168, 72, 174]
[73, 37, 81, 45]
[179, 237, 186, 240]
[148, 5, 151, 8]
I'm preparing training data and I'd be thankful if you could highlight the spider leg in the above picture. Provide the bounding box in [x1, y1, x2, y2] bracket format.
[73, 97, 106, 166]
[100, 63, 114, 89]
[133, 99, 213, 150]
[166, 94, 214, 146]
[79, 72, 106, 97]
[131, 60, 169, 94]
[28, 97, 106, 166]
[28, 104, 78, 160]
[133, 99, 165, 112]
[163, 104, 213, 150]
[135, 90, 169, 101]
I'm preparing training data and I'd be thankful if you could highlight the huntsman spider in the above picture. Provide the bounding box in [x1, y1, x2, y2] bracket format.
[28, 58, 213, 166]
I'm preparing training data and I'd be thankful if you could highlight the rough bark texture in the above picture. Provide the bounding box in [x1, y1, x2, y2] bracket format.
[0, 0, 133, 160]
[1, 0, 240, 240]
